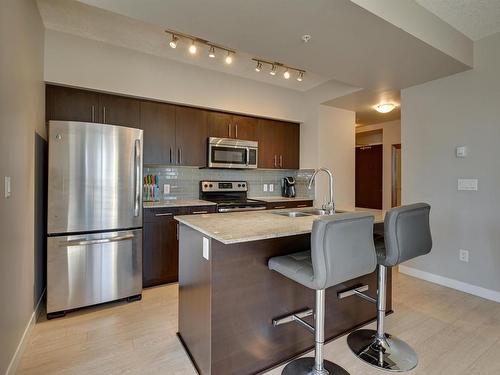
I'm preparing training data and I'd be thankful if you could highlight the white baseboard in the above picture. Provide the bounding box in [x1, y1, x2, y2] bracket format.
[5, 289, 45, 375]
[399, 265, 500, 303]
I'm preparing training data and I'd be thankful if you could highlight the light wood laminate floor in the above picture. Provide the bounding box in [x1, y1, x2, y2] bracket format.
[17, 271, 500, 375]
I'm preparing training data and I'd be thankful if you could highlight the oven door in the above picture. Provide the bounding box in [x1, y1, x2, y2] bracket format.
[208, 138, 258, 169]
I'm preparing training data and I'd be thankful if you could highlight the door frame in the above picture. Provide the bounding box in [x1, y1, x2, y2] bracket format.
[391, 144, 401, 208]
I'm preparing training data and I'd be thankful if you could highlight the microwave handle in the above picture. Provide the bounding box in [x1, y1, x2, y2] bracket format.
[246, 147, 250, 166]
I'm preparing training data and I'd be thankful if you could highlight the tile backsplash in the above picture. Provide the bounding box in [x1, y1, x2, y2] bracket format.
[143, 166, 315, 201]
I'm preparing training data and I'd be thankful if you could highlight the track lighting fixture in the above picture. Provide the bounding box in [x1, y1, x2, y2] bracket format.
[208, 46, 215, 58]
[189, 40, 197, 54]
[165, 29, 306, 83]
[169, 35, 178, 49]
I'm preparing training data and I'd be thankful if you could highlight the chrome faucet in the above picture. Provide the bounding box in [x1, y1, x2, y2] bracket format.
[308, 168, 335, 214]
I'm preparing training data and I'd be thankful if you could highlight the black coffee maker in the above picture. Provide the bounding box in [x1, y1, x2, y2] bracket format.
[282, 176, 296, 198]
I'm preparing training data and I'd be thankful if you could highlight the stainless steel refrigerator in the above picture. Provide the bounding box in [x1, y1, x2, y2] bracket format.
[47, 121, 143, 317]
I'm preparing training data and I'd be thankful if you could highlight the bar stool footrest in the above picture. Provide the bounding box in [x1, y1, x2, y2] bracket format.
[282, 357, 350, 375]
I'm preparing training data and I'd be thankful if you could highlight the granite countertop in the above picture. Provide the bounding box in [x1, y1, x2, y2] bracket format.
[250, 196, 314, 203]
[175, 207, 385, 245]
[143, 199, 216, 209]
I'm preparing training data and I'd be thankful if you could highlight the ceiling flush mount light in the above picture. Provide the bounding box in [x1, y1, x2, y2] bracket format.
[283, 69, 290, 79]
[375, 103, 397, 113]
[208, 46, 215, 58]
[297, 71, 304, 82]
[225, 51, 233, 64]
[169, 35, 178, 49]
[270, 64, 277, 76]
[189, 40, 197, 54]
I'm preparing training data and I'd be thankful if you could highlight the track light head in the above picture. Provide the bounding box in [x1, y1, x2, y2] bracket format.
[255, 61, 262, 72]
[169, 35, 178, 49]
[189, 40, 197, 54]
[297, 71, 304, 82]
[283, 69, 290, 79]
[225, 51, 233, 64]
[270, 64, 277, 76]
[208, 46, 215, 58]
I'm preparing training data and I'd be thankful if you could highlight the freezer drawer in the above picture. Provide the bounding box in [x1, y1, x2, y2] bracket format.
[47, 229, 142, 314]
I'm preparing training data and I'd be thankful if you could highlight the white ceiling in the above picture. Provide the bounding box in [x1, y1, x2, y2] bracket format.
[416, 0, 500, 41]
[73, 0, 470, 91]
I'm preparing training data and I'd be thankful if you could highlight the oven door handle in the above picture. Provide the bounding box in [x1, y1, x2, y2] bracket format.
[218, 206, 267, 213]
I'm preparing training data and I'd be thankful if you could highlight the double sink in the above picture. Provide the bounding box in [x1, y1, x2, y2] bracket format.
[273, 209, 343, 218]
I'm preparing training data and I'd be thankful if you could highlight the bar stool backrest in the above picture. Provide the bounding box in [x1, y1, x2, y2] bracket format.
[311, 213, 377, 290]
[382, 203, 432, 267]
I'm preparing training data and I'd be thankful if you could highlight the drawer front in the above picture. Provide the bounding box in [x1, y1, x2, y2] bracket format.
[267, 200, 313, 209]
[143, 207, 182, 221]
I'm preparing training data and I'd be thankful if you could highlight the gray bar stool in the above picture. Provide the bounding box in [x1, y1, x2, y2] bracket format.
[347, 203, 432, 372]
[268, 213, 378, 375]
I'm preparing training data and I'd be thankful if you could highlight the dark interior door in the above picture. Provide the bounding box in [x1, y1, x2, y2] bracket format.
[355, 144, 383, 209]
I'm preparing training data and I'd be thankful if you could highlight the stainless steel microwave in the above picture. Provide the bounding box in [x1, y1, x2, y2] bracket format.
[208, 137, 258, 169]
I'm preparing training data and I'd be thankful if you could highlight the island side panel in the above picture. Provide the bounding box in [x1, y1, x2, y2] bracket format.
[210, 234, 390, 375]
[178, 224, 212, 375]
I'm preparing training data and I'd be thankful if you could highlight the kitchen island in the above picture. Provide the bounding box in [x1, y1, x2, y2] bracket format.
[175, 208, 390, 375]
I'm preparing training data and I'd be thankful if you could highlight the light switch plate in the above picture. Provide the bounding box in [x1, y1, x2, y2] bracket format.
[4, 176, 11, 198]
[163, 184, 170, 194]
[456, 146, 467, 158]
[202, 237, 210, 260]
[263, 184, 268, 192]
[458, 178, 478, 191]
[269, 184, 274, 192]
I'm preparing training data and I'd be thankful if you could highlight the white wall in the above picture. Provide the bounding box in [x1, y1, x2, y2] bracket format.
[356, 120, 401, 209]
[316, 106, 356, 210]
[0, 0, 45, 373]
[401, 31, 500, 299]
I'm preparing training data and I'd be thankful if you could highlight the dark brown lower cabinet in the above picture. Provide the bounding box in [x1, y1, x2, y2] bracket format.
[142, 205, 216, 288]
[266, 200, 313, 210]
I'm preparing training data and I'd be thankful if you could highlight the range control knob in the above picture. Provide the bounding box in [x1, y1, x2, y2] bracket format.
[204, 184, 208, 188]
[209, 184, 213, 188]
[241, 183, 246, 187]
[237, 184, 242, 187]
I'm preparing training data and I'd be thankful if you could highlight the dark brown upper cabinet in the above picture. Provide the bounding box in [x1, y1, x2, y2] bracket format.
[257, 119, 299, 169]
[46, 85, 99, 123]
[207, 111, 257, 141]
[140, 101, 176, 165]
[98, 93, 141, 128]
[175, 106, 209, 166]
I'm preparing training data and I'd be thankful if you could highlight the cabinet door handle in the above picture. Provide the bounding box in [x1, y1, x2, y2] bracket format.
[273, 155, 277, 168]
[179, 148, 182, 164]
[169, 147, 172, 164]
[155, 213, 173, 217]
[192, 211, 208, 214]
[279, 155, 283, 168]
[177, 148, 181, 165]
[235, 124, 238, 139]
[91, 105, 95, 122]
[274, 205, 286, 209]
[103, 106, 106, 123]
[297, 204, 308, 208]
[228, 123, 231, 138]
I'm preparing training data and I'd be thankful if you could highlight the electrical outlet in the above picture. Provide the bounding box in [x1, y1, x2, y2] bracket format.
[263, 184, 268, 192]
[4, 176, 11, 198]
[459, 249, 469, 263]
[269, 184, 274, 192]
[163, 184, 170, 194]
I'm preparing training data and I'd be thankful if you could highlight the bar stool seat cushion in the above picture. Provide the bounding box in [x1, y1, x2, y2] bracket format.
[268, 250, 315, 289]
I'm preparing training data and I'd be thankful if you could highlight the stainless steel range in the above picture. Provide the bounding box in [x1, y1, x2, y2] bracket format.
[200, 181, 267, 212]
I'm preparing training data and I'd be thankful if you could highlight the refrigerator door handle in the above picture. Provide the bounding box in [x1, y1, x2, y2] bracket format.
[61, 234, 135, 247]
[134, 139, 141, 217]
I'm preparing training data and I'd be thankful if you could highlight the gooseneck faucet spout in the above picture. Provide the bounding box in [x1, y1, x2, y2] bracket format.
[308, 168, 335, 215]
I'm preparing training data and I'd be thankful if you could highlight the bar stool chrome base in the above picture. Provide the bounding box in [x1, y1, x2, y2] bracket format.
[347, 329, 417, 372]
[282, 357, 350, 375]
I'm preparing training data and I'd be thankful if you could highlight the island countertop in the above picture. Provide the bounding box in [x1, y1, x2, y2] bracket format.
[175, 207, 385, 244]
